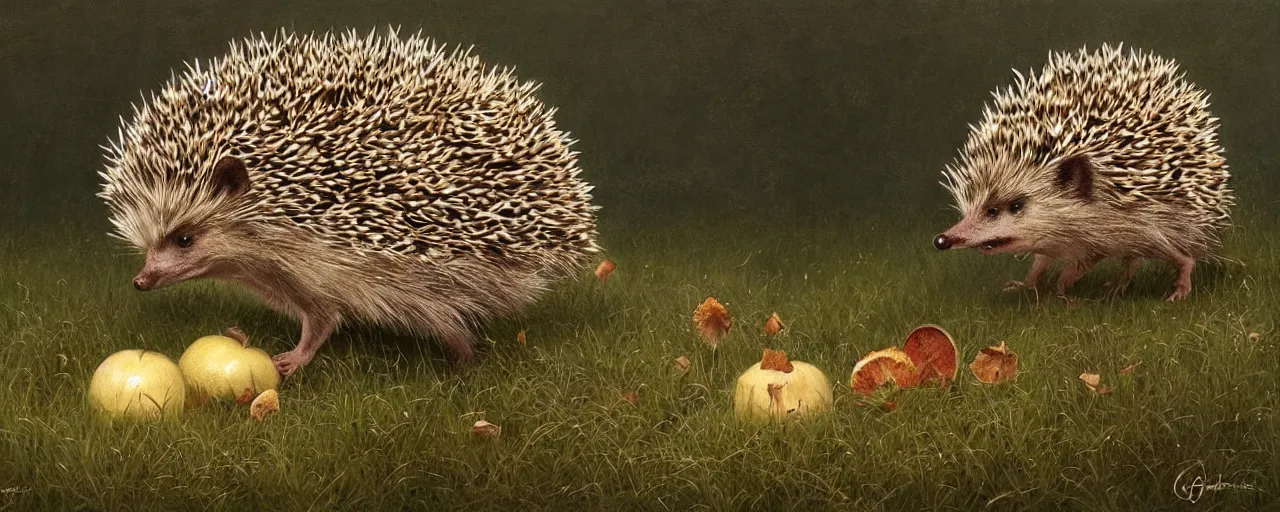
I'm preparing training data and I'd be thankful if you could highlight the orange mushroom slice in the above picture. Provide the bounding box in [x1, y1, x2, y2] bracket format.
[850, 348, 918, 395]
[902, 324, 959, 387]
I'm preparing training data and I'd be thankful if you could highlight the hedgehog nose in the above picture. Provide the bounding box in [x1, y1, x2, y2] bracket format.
[933, 234, 953, 251]
[132, 275, 152, 291]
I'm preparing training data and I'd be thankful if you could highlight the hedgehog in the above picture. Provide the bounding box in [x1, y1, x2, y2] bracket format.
[99, 28, 600, 376]
[933, 43, 1231, 302]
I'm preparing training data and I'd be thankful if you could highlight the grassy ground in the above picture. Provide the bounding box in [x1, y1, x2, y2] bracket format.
[0, 209, 1277, 510]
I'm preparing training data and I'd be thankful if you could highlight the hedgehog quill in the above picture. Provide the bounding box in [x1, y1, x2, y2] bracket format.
[934, 44, 1231, 302]
[99, 28, 600, 376]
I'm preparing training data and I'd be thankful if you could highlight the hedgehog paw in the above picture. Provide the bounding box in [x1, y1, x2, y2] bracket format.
[1002, 280, 1030, 292]
[1165, 286, 1191, 302]
[272, 350, 315, 378]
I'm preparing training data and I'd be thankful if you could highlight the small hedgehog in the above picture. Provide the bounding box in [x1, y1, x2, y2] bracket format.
[99, 28, 600, 376]
[933, 43, 1231, 302]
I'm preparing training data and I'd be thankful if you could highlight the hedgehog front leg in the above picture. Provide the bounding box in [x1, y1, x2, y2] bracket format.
[273, 311, 340, 377]
[1056, 255, 1102, 298]
[1165, 252, 1195, 301]
[1003, 254, 1052, 293]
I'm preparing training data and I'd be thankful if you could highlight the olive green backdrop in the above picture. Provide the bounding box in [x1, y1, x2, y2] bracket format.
[2, 0, 1277, 232]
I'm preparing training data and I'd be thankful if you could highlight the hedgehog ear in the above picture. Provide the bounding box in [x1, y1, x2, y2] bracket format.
[212, 156, 251, 198]
[1054, 155, 1094, 201]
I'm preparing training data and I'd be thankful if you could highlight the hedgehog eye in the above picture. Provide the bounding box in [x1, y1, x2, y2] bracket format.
[175, 234, 194, 249]
[985, 206, 1000, 218]
[1009, 199, 1025, 214]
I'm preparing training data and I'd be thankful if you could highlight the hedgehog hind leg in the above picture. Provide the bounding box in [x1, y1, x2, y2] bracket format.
[428, 316, 476, 365]
[273, 310, 340, 378]
[1164, 252, 1195, 301]
[1106, 256, 1143, 298]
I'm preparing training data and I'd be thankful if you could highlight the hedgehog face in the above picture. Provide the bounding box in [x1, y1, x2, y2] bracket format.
[131, 157, 254, 292]
[935, 155, 1099, 256]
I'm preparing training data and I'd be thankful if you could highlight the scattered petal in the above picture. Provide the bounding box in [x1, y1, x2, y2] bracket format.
[902, 324, 959, 387]
[759, 348, 794, 373]
[250, 389, 279, 421]
[1079, 372, 1111, 394]
[1119, 361, 1142, 374]
[673, 355, 691, 374]
[595, 259, 616, 283]
[516, 329, 526, 346]
[692, 297, 733, 348]
[850, 348, 918, 395]
[881, 401, 898, 413]
[622, 391, 640, 405]
[472, 420, 502, 439]
[970, 341, 1019, 384]
[1249, 332, 1261, 343]
[764, 312, 785, 337]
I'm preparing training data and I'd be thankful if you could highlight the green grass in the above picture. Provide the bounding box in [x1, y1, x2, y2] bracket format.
[1, 211, 1277, 510]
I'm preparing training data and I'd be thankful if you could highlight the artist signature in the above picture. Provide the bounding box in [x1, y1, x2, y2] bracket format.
[1174, 462, 1257, 503]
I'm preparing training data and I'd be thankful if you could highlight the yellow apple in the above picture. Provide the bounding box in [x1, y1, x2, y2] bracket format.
[733, 349, 833, 422]
[88, 349, 186, 420]
[179, 327, 280, 406]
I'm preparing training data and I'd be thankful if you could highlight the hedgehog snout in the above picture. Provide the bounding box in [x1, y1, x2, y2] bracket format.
[132, 273, 155, 291]
[933, 234, 958, 251]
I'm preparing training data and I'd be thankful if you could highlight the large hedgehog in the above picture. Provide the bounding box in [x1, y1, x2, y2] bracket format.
[100, 28, 600, 376]
[933, 43, 1231, 302]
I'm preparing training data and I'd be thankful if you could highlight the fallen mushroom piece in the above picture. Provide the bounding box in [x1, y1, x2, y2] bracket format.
[472, 420, 502, 439]
[595, 259, 616, 283]
[902, 324, 960, 387]
[1079, 373, 1111, 394]
[850, 348, 918, 395]
[969, 341, 1019, 384]
[673, 355, 691, 374]
[250, 389, 279, 421]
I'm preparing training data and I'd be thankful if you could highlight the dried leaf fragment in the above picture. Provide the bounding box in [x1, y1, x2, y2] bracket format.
[969, 341, 1019, 384]
[250, 389, 279, 421]
[1119, 361, 1141, 375]
[850, 348, 918, 395]
[764, 312, 784, 337]
[516, 329, 527, 346]
[472, 420, 502, 440]
[622, 391, 640, 405]
[1079, 372, 1111, 394]
[1249, 332, 1261, 343]
[595, 259, 617, 283]
[673, 355, 691, 374]
[692, 297, 733, 348]
[759, 348, 794, 373]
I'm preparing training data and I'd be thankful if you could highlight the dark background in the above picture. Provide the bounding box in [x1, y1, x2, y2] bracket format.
[2, 0, 1277, 232]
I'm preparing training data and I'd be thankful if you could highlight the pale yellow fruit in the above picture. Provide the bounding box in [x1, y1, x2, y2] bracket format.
[179, 330, 280, 406]
[733, 349, 833, 422]
[88, 349, 186, 420]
